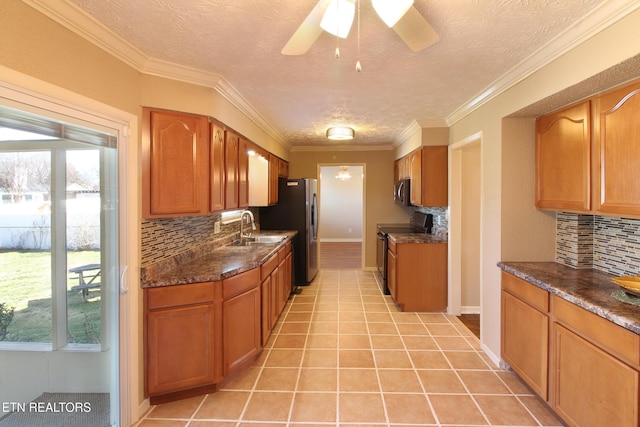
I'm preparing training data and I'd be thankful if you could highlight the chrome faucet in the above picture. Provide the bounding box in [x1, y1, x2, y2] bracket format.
[240, 210, 256, 240]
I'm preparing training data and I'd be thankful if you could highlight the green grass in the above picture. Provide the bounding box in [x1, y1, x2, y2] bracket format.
[0, 250, 101, 344]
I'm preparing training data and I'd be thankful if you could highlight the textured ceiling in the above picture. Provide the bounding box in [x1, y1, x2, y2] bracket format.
[66, 0, 607, 147]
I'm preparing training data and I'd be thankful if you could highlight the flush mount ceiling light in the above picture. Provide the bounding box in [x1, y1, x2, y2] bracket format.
[372, 0, 414, 27]
[326, 126, 355, 140]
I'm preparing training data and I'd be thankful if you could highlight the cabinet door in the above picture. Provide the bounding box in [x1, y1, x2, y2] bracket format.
[278, 158, 289, 178]
[501, 291, 549, 400]
[223, 287, 261, 375]
[535, 101, 591, 211]
[277, 255, 291, 315]
[421, 146, 448, 207]
[147, 304, 217, 395]
[270, 267, 279, 328]
[594, 81, 640, 216]
[238, 138, 250, 209]
[260, 276, 272, 347]
[225, 130, 239, 209]
[387, 249, 397, 300]
[553, 323, 639, 427]
[143, 109, 209, 218]
[269, 154, 279, 205]
[210, 122, 225, 212]
[409, 150, 422, 206]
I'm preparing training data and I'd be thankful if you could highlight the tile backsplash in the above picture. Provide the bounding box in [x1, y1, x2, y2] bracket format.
[415, 206, 448, 238]
[141, 211, 252, 268]
[557, 212, 640, 276]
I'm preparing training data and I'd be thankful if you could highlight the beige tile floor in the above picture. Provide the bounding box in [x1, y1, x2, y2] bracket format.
[136, 269, 564, 427]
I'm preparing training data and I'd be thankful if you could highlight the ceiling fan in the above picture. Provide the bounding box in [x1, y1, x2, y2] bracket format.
[282, 0, 439, 55]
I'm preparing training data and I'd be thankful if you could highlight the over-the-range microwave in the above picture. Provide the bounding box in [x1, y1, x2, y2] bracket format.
[394, 179, 410, 206]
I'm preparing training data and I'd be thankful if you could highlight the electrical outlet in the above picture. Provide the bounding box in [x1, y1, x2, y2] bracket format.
[214, 221, 221, 234]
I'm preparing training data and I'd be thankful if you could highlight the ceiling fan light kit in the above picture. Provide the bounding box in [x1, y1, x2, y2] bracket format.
[320, 0, 356, 38]
[326, 126, 355, 140]
[282, 0, 438, 56]
[372, 0, 414, 27]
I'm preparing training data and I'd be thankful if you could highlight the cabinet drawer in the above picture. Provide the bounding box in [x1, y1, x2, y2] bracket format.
[502, 272, 549, 312]
[261, 253, 279, 280]
[223, 268, 260, 300]
[147, 281, 215, 310]
[278, 241, 292, 262]
[552, 295, 640, 366]
[388, 239, 397, 255]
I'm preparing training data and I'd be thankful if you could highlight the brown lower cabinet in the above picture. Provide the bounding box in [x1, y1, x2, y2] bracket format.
[387, 240, 447, 312]
[501, 272, 640, 427]
[145, 281, 222, 401]
[145, 243, 293, 403]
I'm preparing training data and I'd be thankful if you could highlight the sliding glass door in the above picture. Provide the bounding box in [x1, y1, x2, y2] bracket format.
[0, 105, 119, 425]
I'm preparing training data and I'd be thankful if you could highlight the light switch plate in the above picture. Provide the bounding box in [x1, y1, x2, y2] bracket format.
[214, 221, 221, 234]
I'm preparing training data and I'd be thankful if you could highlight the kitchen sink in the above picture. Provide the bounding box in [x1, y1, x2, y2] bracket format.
[230, 235, 286, 246]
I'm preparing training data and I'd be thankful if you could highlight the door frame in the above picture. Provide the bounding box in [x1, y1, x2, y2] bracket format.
[317, 163, 366, 269]
[449, 132, 483, 318]
[0, 66, 140, 426]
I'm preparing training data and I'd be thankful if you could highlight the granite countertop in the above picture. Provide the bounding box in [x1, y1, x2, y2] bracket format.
[498, 262, 640, 335]
[388, 232, 448, 244]
[141, 231, 297, 288]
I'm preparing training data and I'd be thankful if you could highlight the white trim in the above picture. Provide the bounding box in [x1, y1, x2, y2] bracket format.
[446, 0, 640, 125]
[448, 132, 483, 322]
[481, 342, 501, 368]
[461, 306, 481, 314]
[317, 163, 367, 270]
[393, 119, 449, 148]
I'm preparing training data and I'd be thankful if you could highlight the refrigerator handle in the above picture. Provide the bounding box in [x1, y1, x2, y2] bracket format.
[312, 193, 318, 240]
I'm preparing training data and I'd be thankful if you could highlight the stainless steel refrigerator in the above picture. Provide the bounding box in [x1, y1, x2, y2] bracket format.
[259, 178, 318, 285]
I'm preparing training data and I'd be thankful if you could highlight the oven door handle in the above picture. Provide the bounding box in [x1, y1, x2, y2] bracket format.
[377, 232, 386, 240]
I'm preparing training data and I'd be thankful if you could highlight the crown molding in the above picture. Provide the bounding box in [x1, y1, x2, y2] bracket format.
[446, 0, 640, 126]
[290, 144, 394, 152]
[393, 118, 449, 148]
[21, 0, 289, 149]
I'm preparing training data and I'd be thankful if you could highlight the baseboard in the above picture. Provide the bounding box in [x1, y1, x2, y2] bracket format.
[481, 342, 501, 368]
[319, 238, 363, 243]
[136, 398, 150, 423]
[461, 306, 480, 314]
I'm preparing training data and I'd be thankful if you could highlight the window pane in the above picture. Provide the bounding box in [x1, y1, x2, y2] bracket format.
[0, 151, 52, 343]
[66, 150, 101, 344]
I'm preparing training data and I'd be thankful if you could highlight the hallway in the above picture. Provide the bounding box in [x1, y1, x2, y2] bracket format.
[136, 269, 562, 426]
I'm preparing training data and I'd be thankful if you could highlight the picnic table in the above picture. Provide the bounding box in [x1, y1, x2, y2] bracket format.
[69, 263, 101, 302]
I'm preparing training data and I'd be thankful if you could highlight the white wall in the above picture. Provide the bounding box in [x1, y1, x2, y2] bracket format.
[319, 166, 363, 242]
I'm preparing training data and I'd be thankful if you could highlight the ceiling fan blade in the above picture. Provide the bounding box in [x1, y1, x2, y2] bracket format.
[392, 5, 439, 52]
[281, 0, 332, 55]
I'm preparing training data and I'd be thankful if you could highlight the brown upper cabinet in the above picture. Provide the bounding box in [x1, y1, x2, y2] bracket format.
[210, 121, 226, 212]
[395, 146, 448, 207]
[142, 108, 210, 218]
[594, 80, 640, 216]
[278, 158, 289, 178]
[143, 107, 285, 218]
[535, 101, 591, 211]
[535, 79, 640, 218]
[224, 130, 240, 210]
